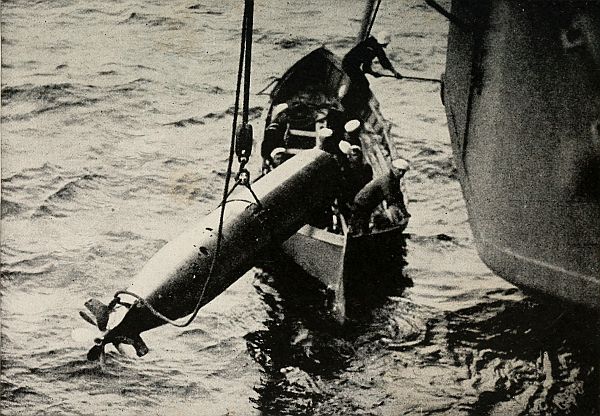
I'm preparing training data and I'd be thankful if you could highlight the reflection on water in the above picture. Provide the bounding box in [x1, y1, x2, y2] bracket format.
[446, 300, 600, 415]
[247, 237, 414, 414]
[247, 242, 599, 415]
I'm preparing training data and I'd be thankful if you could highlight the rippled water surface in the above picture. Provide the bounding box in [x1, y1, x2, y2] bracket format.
[2, 1, 598, 415]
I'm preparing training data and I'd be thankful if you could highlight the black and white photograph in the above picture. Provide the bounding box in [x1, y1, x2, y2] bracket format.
[1, 0, 599, 414]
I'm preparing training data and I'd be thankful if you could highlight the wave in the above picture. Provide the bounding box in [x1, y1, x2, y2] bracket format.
[0, 199, 26, 217]
[1, 83, 96, 104]
[31, 204, 65, 218]
[0, 252, 57, 281]
[1, 381, 44, 402]
[408, 232, 471, 249]
[120, 12, 185, 30]
[255, 31, 319, 50]
[108, 78, 154, 93]
[45, 173, 106, 203]
[418, 160, 458, 180]
[1, 78, 156, 121]
[163, 157, 191, 166]
[202, 85, 226, 94]
[70, 6, 126, 17]
[28, 357, 118, 382]
[177, 328, 208, 337]
[326, 36, 356, 49]
[225, 105, 263, 120]
[2, 164, 64, 216]
[1, 83, 101, 121]
[163, 116, 205, 128]
[187, 4, 223, 15]
[407, 145, 458, 181]
[3, 163, 60, 183]
[20, 172, 110, 218]
[103, 230, 143, 241]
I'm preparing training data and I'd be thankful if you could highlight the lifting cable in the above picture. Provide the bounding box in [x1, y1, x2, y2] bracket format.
[112, 0, 257, 327]
[424, 0, 469, 32]
[365, 0, 382, 39]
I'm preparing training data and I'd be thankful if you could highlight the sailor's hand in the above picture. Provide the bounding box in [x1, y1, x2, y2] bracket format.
[262, 159, 273, 173]
[384, 205, 404, 224]
[394, 71, 403, 79]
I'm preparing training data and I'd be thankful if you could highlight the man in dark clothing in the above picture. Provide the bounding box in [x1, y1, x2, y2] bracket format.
[336, 142, 374, 222]
[261, 103, 290, 169]
[341, 31, 403, 115]
[348, 158, 411, 235]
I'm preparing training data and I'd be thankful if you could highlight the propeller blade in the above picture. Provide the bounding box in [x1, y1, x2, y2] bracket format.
[84, 299, 111, 331]
[79, 310, 97, 326]
[87, 344, 104, 361]
[131, 335, 149, 357]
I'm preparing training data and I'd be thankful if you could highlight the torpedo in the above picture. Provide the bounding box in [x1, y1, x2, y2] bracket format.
[79, 148, 340, 360]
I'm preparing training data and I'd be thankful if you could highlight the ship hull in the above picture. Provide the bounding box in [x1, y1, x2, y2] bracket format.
[443, 0, 600, 309]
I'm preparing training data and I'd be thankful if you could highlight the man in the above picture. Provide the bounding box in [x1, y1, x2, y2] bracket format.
[341, 31, 403, 114]
[348, 158, 411, 235]
[343, 119, 361, 146]
[337, 141, 374, 222]
[261, 103, 289, 169]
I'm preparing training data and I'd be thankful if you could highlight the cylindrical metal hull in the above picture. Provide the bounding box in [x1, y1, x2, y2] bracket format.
[104, 149, 340, 346]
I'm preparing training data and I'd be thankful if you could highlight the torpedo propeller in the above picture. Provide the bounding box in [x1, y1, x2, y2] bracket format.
[74, 297, 149, 361]
[71, 299, 110, 361]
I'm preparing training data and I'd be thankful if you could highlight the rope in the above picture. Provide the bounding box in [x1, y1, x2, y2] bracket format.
[382, 74, 441, 83]
[242, 0, 254, 126]
[424, 0, 469, 31]
[111, 0, 255, 328]
[256, 76, 280, 96]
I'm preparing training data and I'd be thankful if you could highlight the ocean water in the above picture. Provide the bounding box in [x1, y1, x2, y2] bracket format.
[1, 0, 598, 415]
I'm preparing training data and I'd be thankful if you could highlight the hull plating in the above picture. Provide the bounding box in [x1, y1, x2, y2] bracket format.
[443, 0, 600, 309]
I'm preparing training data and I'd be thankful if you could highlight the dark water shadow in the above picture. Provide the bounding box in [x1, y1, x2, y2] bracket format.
[445, 298, 600, 415]
[245, 235, 410, 415]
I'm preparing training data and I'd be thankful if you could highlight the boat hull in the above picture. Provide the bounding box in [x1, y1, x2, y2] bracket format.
[443, 0, 600, 309]
[266, 47, 410, 321]
[281, 224, 407, 323]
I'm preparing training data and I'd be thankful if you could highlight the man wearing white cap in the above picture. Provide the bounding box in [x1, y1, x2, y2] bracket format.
[261, 103, 290, 168]
[343, 119, 362, 146]
[348, 157, 411, 235]
[341, 31, 403, 114]
[337, 139, 373, 220]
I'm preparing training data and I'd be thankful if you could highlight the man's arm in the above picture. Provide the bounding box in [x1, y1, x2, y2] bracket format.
[362, 60, 381, 77]
[375, 45, 403, 79]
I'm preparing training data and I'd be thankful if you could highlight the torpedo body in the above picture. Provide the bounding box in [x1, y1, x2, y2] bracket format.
[85, 149, 340, 358]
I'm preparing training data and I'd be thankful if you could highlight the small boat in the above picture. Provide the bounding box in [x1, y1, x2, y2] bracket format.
[262, 47, 409, 323]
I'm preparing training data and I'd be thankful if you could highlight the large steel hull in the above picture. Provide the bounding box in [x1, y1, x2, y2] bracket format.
[443, 1, 600, 308]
